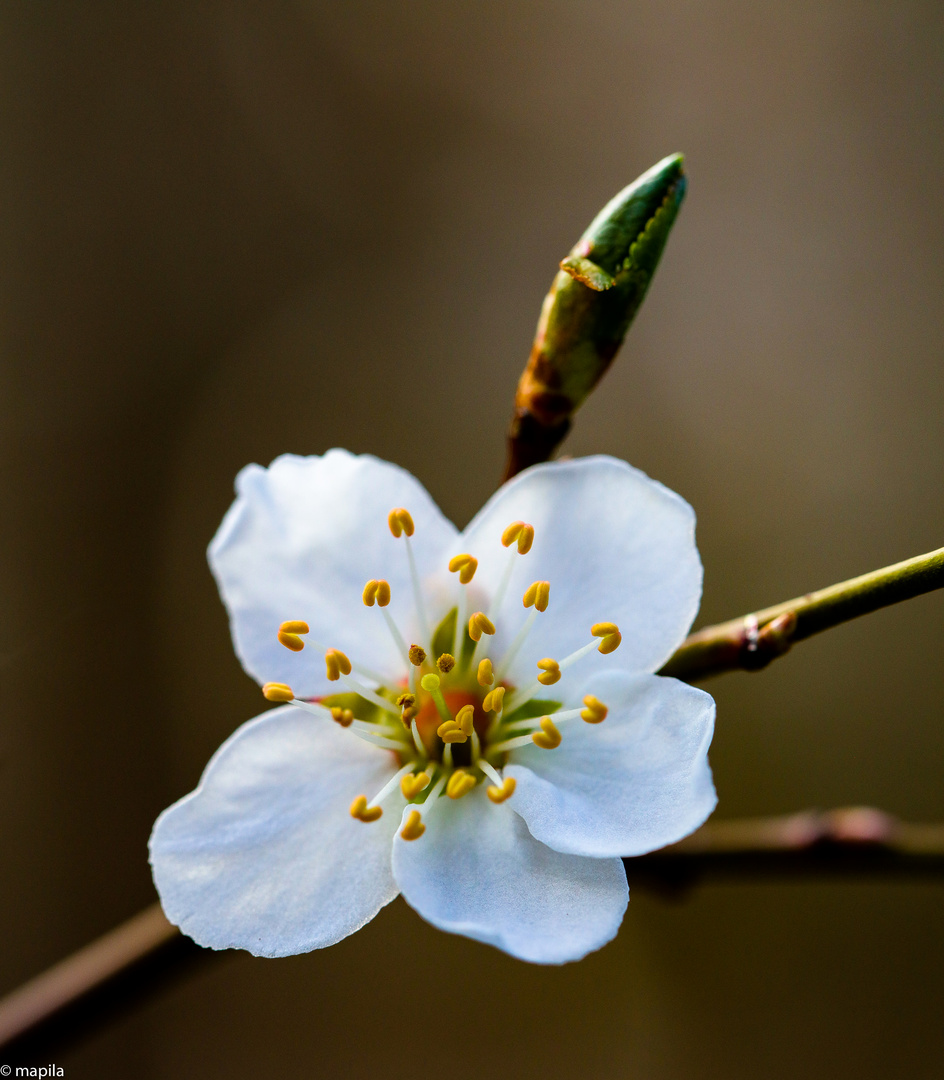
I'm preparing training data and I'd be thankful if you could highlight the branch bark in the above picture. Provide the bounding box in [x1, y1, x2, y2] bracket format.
[659, 545, 944, 682]
[3, 808, 943, 1055]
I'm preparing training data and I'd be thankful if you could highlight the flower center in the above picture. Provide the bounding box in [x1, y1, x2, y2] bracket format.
[260, 507, 617, 841]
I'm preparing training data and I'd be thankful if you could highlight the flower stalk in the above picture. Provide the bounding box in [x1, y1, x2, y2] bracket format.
[659, 544, 944, 682]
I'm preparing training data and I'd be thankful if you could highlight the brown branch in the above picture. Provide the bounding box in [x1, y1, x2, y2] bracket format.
[3, 808, 944, 1055]
[630, 807, 944, 894]
[659, 545, 944, 682]
[0, 904, 214, 1058]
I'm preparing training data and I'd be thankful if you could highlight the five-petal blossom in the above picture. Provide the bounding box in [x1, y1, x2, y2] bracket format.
[149, 450, 716, 964]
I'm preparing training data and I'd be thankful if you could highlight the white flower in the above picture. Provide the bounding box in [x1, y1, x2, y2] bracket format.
[149, 450, 716, 964]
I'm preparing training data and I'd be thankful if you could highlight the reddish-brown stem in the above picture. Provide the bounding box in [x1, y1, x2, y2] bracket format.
[3, 808, 943, 1054]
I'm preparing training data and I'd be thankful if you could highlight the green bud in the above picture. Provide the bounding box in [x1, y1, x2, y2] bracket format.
[504, 154, 687, 479]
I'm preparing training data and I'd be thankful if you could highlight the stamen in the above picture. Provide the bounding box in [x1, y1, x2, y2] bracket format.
[488, 714, 563, 754]
[400, 810, 425, 840]
[591, 621, 622, 654]
[330, 706, 354, 727]
[446, 769, 476, 800]
[477, 757, 513, 801]
[553, 623, 623, 674]
[262, 682, 294, 702]
[437, 721, 467, 745]
[482, 686, 505, 714]
[420, 673, 453, 726]
[468, 611, 496, 642]
[350, 795, 383, 823]
[284, 696, 406, 750]
[387, 508, 415, 538]
[364, 578, 411, 669]
[455, 703, 475, 736]
[486, 777, 516, 804]
[324, 649, 353, 681]
[532, 716, 562, 750]
[477, 658, 494, 686]
[536, 658, 562, 685]
[581, 695, 608, 723]
[408, 644, 427, 667]
[396, 692, 417, 727]
[448, 553, 478, 585]
[399, 773, 448, 840]
[361, 580, 391, 607]
[388, 507, 431, 649]
[522, 581, 550, 612]
[277, 620, 309, 652]
[436, 653, 455, 674]
[448, 555, 477, 657]
[401, 770, 431, 800]
[501, 520, 535, 554]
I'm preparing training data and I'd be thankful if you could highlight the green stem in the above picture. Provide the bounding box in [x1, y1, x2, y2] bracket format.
[659, 545, 944, 682]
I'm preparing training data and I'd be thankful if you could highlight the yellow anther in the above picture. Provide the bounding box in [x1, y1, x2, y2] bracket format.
[408, 644, 427, 667]
[482, 686, 505, 713]
[400, 809, 425, 841]
[362, 579, 391, 607]
[437, 719, 461, 738]
[388, 508, 415, 538]
[400, 772, 430, 800]
[455, 704, 475, 736]
[447, 770, 477, 800]
[532, 716, 562, 750]
[350, 795, 383, 823]
[487, 777, 517, 804]
[330, 706, 355, 727]
[468, 611, 496, 642]
[477, 658, 494, 686]
[437, 653, 455, 675]
[501, 520, 524, 546]
[262, 682, 294, 703]
[324, 648, 352, 681]
[536, 658, 561, 686]
[580, 695, 608, 724]
[421, 673, 440, 692]
[441, 728, 468, 745]
[448, 553, 479, 585]
[501, 520, 535, 554]
[591, 621, 622, 654]
[277, 619, 308, 651]
[522, 580, 550, 612]
[396, 692, 416, 711]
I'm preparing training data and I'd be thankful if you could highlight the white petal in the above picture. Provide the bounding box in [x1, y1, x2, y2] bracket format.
[149, 704, 402, 957]
[455, 456, 702, 681]
[505, 671, 716, 858]
[391, 787, 628, 964]
[209, 450, 459, 697]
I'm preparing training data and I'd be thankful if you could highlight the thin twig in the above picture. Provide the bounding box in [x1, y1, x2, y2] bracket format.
[659, 545, 944, 682]
[0, 904, 209, 1057]
[3, 808, 943, 1054]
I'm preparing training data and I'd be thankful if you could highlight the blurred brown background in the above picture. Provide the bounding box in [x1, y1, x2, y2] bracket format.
[1, 1, 943, 1075]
